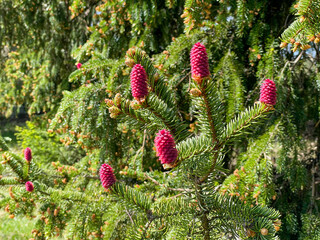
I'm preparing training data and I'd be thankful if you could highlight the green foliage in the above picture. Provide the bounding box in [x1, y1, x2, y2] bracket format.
[281, 0, 320, 49]
[1, 0, 320, 239]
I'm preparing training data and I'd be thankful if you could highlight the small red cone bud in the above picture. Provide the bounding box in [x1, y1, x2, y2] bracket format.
[99, 164, 116, 189]
[25, 181, 34, 192]
[190, 42, 210, 84]
[130, 64, 148, 101]
[24, 148, 32, 162]
[154, 130, 178, 168]
[259, 79, 277, 106]
[76, 63, 82, 69]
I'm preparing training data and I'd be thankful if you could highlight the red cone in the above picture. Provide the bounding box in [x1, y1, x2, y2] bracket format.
[24, 148, 32, 162]
[25, 181, 34, 192]
[99, 164, 116, 189]
[190, 42, 210, 84]
[130, 64, 148, 101]
[154, 130, 178, 166]
[259, 79, 277, 106]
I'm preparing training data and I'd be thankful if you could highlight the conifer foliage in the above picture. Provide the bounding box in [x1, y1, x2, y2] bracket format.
[1, 0, 320, 239]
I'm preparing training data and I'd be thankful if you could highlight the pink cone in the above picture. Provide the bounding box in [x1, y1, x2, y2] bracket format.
[154, 129, 178, 165]
[25, 181, 34, 192]
[130, 64, 148, 101]
[190, 42, 210, 83]
[76, 63, 82, 69]
[259, 79, 277, 106]
[99, 164, 116, 189]
[24, 148, 32, 162]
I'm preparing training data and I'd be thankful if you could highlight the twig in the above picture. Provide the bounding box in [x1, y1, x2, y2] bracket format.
[125, 207, 136, 226]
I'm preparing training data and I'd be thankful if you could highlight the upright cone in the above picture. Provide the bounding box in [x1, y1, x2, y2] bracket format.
[25, 181, 34, 192]
[154, 129, 178, 168]
[190, 42, 210, 84]
[130, 64, 148, 101]
[24, 147, 32, 162]
[99, 164, 116, 189]
[259, 79, 277, 106]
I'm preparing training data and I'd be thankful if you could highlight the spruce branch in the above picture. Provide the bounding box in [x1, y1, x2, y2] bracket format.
[1, 152, 24, 180]
[221, 103, 272, 144]
[144, 173, 192, 192]
[200, 79, 218, 144]
[195, 179, 211, 240]
[175, 134, 213, 165]
[111, 182, 152, 213]
[126, 47, 176, 109]
[0, 135, 9, 152]
[117, 99, 147, 124]
[0, 177, 21, 186]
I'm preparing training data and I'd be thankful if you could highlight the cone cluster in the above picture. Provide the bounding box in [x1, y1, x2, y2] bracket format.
[99, 164, 116, 189]
[190, 42, 210, 83]
[25, 181, 34, 192]
[24, 147, 32, 162]
[259, 79, 277, 106]
[130, 64, 148, 101]
[154, 129, 178, 166]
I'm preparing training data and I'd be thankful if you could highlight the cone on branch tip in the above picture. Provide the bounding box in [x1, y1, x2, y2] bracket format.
[24, 147, 32, 162]
[130, 64, 148, 102]
[154, 130, 178, 169]
[76, 63, 82, 69]
[190, 42, 210, 84]
[99, 164, 116, 189]
[25, 181, 34, 192]
[259, 79, 277, 108]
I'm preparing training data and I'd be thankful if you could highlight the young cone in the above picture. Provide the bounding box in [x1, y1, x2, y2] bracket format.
[76, 63, 82, 69]
[154, 129, 178, 169]
[99, 164, 116, 189]
[190, 42, 210, 84]
[25, 181, 34, 192]
[259, 79, 277, 106]
[130, 64, 148, 102]
[24, 147, 32, 162]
